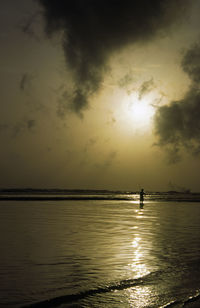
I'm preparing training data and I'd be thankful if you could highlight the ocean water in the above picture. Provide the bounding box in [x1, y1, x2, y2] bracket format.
[1, 192, 200, 307]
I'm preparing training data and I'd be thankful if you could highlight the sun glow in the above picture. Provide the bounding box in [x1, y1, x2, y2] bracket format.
[122, 93, 155, 131]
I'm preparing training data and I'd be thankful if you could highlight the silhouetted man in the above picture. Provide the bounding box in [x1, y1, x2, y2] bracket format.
[140, 188, 144, 203]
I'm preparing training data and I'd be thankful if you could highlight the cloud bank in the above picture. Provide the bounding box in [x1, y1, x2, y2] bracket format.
[154, 42, 200, 161]
[37, 0, 187, 115]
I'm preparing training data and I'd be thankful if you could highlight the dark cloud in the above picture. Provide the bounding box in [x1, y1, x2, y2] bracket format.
[181, 43, 200, 84]
[138, 78, 155, 100]
[154, 42, 200, 162]
[20, 73, 34, 92]
[154, 89, 200, 159]
[57, 87, 90, 118]
[37, 0, 187, 114]
[12, 119, 36, 137]
[0, 121, 36, 138]
[57, 90, 69, 118]
[27, 119, 36, 130]
[20, 12, 41, 41]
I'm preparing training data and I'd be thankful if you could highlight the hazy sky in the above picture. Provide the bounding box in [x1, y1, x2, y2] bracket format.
[1, 0, 200, 191]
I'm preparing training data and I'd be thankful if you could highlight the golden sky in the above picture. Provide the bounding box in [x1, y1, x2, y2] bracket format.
[1, 0, 200, 191]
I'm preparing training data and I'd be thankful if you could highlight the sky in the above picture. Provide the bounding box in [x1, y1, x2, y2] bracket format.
[1, 0, 200, 191]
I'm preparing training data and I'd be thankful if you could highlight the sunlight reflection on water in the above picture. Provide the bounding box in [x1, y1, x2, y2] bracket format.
[128, 232, 151, 278]
[128, 208, 151, 279]
[126, 286, 152, 307]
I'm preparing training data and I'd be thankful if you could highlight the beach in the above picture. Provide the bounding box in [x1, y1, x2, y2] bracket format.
[0, 192, 200, 307]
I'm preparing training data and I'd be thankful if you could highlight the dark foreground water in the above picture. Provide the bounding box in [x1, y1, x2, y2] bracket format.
[1, 193, 200, 307]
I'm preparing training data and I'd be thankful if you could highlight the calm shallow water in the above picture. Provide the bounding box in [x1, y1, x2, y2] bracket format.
[0, 198, 200, 307]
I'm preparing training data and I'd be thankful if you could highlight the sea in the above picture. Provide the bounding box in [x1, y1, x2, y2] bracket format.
[1, 189, 200, 308]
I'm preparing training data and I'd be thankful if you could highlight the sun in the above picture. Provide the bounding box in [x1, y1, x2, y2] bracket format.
[122, 93, 155, 131]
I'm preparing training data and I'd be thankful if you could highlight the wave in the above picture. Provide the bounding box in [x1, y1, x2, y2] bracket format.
[161, 289, 200, 307]
[22, 272, 159, 307]
[1, 194, 200, 202]
[21, 269, 200, 307]
[1, 189, 200, 202]
[21, 270, 172, 307]
[0, 195, 135, 201]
